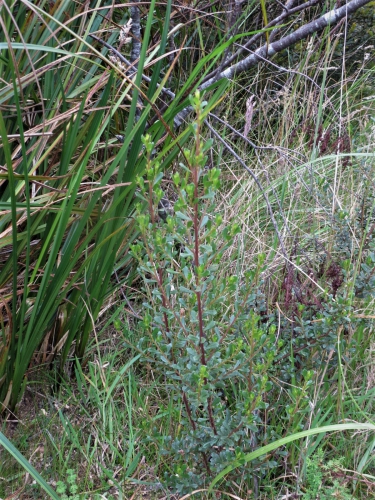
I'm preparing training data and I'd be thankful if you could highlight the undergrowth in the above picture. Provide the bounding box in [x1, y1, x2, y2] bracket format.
[1, 1, 375, 499]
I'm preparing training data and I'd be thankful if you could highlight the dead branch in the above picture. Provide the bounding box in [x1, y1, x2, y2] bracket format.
[174, 0, 373, 127]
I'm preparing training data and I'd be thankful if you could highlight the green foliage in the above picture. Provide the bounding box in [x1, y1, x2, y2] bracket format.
[0, 430, 60, 499]
[131, 91, 308, 493]
[303, 448, 354, 500]
[129, 83, 375, 494]
[56, 469, 79, 500]
[1, 1, 375, 498]
[132, 92, 278, 492]
[0, 0, 205, 411]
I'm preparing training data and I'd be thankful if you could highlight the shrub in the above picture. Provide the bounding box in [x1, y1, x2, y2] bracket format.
[131, 92, 283, 494]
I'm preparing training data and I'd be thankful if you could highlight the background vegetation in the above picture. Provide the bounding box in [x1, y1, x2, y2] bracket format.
[0, 0, 374, 498]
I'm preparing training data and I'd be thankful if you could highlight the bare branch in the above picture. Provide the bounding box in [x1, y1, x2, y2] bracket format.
[205, 0, 371, 87]
[130, 0, 142, 121]
[203, 0, 321, 84]
[130, 0, 141, 66]
[174, 0, 372, 127]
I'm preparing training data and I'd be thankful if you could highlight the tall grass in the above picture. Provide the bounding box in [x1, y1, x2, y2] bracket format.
[0, 0, 220, 412]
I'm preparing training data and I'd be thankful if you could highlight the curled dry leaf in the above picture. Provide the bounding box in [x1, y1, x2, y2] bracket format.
[119, 18, 133, 44]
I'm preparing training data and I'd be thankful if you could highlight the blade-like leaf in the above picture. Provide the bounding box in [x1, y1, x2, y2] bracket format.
[209, 423, 375, 491]
[0, 432, 61, 499]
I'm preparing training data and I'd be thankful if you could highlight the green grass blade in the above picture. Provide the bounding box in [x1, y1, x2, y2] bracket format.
[209, 423, 375, 491]
[0, 432, 61, 499]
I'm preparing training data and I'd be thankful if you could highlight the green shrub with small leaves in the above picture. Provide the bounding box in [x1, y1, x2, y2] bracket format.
[131, 91, 284, 493]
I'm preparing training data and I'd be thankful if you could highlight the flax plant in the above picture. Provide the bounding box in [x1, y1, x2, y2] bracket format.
[0, 0, 215, 412]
